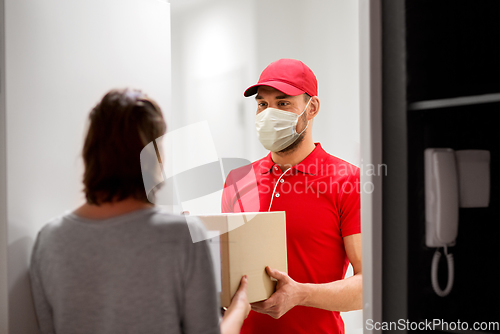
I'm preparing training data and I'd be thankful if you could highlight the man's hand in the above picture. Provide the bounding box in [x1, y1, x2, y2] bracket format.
[250, 266, 306, 319]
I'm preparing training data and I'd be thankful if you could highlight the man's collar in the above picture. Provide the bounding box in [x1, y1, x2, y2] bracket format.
[258, 153, 275, 174]
[259, 143, 326, 175]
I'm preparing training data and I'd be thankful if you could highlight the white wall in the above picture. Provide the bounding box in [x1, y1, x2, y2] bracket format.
[171, 0, 258, 159]
[2, 0, 171, 332]
[0, 0, 9, 331]
[170, 0, 259, 215]
[171, 0, 362, 332]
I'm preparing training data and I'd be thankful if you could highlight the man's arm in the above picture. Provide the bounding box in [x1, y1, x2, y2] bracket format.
[251, 233, 362, 318]
[300, 233, 362, 311]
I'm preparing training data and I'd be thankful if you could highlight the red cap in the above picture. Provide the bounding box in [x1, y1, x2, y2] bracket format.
[244, 58, 318, 97]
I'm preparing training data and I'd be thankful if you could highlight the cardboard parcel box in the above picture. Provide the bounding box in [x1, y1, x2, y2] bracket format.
[196, 211, 287, 307]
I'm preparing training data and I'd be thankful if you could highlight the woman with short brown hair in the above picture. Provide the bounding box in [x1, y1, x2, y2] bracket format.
[30, 88, 249, 334]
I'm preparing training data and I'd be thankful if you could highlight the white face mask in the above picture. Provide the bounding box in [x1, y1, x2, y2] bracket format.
[255, 97, 312, 152]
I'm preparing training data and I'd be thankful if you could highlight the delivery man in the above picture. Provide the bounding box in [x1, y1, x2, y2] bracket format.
[221, 58, 362, 334]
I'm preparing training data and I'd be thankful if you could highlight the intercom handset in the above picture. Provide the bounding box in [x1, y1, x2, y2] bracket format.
[425, 148, 459, 248]
[424, 148, 490, 297]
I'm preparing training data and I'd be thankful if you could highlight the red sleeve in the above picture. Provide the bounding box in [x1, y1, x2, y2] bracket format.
[338, 167, 361, 237]
[221, 171, 234, 213]
[221, 163, 260, 214]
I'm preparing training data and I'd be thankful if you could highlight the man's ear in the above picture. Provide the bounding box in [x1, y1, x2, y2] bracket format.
[308, 96, 320, 119]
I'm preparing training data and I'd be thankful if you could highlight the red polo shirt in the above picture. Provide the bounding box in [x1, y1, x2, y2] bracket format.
[221, 143, 361, 334]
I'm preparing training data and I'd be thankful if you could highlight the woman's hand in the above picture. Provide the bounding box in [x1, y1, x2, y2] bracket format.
[220, 275, 250, 334]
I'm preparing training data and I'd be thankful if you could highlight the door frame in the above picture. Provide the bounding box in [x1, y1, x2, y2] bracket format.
[359, 0, 382, 333]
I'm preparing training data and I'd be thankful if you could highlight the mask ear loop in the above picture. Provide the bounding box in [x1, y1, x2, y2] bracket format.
[295, 96, 313, 135]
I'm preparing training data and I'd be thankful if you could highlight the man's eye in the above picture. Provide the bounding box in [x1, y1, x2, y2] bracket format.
[258, 102, 267, 107]
[278, 101, 289, 106]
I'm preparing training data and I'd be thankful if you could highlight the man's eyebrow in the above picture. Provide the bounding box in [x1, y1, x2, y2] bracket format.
[255, 94, 292, 100]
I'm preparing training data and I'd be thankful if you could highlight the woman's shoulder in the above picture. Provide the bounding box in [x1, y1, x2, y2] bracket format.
[35, 207, 207, 246]
[149, 208, 209, 244]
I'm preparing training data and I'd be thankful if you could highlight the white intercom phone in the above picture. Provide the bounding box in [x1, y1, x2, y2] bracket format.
[425, 148, 490, 297]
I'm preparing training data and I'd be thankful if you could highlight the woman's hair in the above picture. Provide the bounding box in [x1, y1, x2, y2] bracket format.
[82, 88, 167, 205]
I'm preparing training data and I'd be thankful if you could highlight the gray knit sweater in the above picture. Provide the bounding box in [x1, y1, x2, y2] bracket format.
[29, 207, 220, 334]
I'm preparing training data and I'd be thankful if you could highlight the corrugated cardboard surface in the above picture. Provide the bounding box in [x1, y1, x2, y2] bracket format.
[197, 212, 287, 307]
